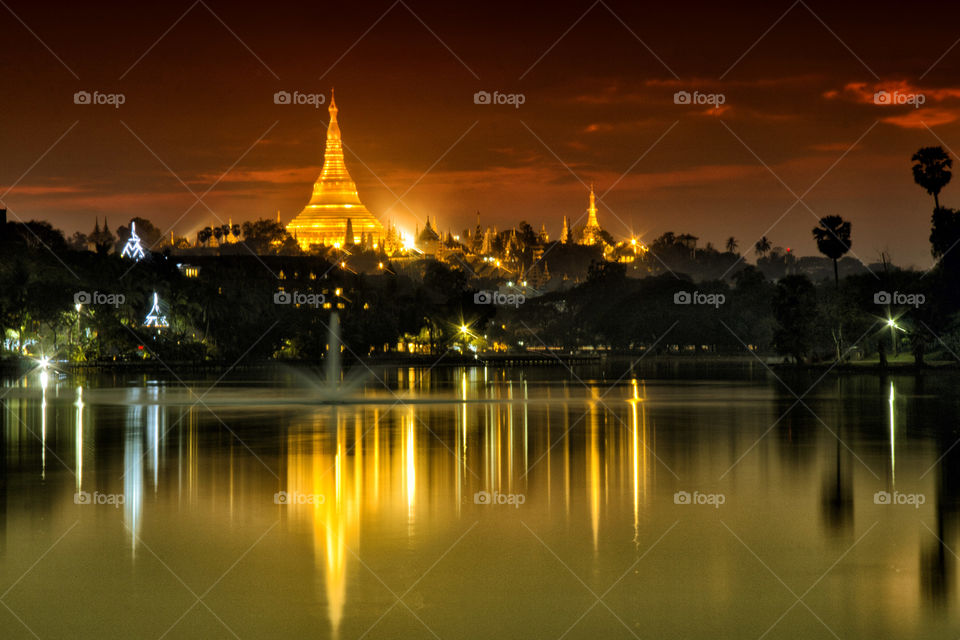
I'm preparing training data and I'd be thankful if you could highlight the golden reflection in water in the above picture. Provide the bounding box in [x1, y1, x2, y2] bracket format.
[40, 371, 47, 478]
[286, 416, 368, 637]
[588, 387, 600, 552]
[45, 377, 663, 637]
[628, 379, 651, 543]
[404, 408, 416, 526]
[889, 381, 896, 486]
[75, 386, 83, 492]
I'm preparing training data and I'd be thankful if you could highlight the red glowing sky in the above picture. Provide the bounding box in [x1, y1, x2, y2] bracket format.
[3, 0, 960, 267]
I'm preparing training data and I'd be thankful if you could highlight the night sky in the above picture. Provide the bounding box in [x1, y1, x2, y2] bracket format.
[3, 0, 960, 266]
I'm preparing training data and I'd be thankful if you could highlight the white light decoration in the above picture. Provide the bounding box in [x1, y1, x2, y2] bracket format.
[143, 292, 168, 328]
[121, 221, 146, 261]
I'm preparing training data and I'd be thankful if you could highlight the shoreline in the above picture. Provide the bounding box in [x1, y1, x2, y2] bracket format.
[2, 353, 956, 376]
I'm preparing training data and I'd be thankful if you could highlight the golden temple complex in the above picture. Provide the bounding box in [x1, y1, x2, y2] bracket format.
[287, 91, 385, 248]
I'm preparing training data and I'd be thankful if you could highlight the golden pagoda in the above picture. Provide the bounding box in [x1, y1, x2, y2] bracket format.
[580, 184, 604, 246]
[287, 91, 385, 248]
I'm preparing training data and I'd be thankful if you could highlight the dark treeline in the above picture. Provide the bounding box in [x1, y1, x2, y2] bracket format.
[2, 146, 960, 367]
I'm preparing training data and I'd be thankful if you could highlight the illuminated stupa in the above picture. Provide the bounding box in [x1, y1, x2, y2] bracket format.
[287, 91, 385, 248]
[579, 185, 604, 246]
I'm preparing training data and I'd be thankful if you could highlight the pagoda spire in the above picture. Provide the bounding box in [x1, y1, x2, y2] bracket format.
[285, 91, 385, 248]
[586, 184, 599, 229]
[344, 218, 354, 246]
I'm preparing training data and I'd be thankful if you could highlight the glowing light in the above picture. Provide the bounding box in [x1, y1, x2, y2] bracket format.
[143, 292, 169, 328]
[38, 356, 50, 369]
[120, 221, 146, 261]
[285, 94, 386, 246]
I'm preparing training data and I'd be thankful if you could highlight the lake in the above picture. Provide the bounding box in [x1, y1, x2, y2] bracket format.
[0, 363, 956, 639]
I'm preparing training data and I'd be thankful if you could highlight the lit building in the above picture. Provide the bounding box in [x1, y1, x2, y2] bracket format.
[579, 185, 605, 246]
[286, 91, 385, 248]
[416, 216, 440, 255]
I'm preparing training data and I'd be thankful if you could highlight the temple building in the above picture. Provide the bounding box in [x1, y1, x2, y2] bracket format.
[579, 185, 605, 246]
[287, 91, 385, 248]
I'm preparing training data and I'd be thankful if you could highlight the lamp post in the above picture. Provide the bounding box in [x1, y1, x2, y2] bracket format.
[74, 303, 82, 354]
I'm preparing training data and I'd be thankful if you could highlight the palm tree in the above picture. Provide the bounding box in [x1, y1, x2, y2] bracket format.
[197, 227, 212, 247]
[912, 146, 952, 209]
[812, 215, 852, 287]
[231, 223, 240, 239]
[213, 227, 223, 245]
[754, 236, 771, 258]
[725, 237, 738, 254]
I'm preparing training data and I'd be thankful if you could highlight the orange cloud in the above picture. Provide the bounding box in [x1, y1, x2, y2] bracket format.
[826, 79, 960, 127]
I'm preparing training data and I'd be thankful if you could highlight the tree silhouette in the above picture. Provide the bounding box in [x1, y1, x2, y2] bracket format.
[725, 237, 738, 254]
[754, 236, 771, 258]
[912, 146, 952, 209]
[812, 215, 852, 287]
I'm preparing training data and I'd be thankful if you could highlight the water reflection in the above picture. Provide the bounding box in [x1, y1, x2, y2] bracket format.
[0, 368, 959, 637]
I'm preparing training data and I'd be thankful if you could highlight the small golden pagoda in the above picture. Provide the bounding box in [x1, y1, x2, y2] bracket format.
[579, 185, 604, 246]
[287, 91, 385, 248]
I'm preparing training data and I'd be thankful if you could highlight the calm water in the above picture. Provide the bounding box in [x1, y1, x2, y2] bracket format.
[0, 364, 958, 639]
